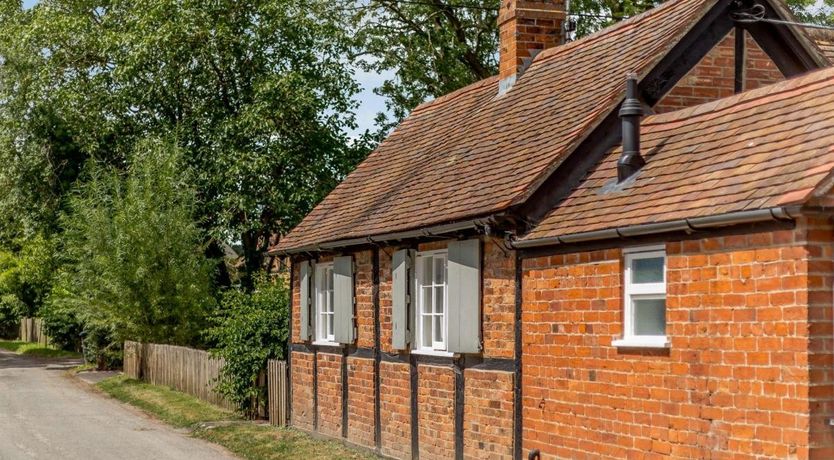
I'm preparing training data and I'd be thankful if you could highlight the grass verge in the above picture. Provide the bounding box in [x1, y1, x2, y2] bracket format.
[196, 424, 378, 460]
[97, 375, 378, 459]
[97, 375, 233, 428]
[0, 340, 82, 359]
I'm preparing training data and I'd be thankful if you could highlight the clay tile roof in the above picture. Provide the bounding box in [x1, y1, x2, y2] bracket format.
[806, 28, 834, 61]
[274, 0, 718, 252]
[521, 66, 834, 243]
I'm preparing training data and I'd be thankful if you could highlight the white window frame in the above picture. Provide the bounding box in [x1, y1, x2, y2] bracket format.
[414, 250, 450, 355]
[612, 246, 670, 349]
[314, 262, 337, 345]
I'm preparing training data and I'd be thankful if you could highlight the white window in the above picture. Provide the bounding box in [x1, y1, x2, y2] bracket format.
[415, 250, 448, 353]
[613, 246, 669, 348]
[315, 263, 336, 344]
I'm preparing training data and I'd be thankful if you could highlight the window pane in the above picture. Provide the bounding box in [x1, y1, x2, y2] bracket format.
[633, 298, 666, 336]
[434, 287, 444, 314]
[422, 315, 432, 347]
[434, 315, 443, 343]
[328, 313, 334, 337]
[632, 257, 664, 283]
[434, 257, 445, 284]
[328, 290, 334, 313]
[423, 257, 433, 285]
[422, 286, 433, 314]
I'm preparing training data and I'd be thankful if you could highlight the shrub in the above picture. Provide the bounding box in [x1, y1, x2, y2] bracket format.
[38, 290, 83, 351]
[207, 273, 289, 418]
[0, 294, 24, 339]
[50, 138, 216, 357]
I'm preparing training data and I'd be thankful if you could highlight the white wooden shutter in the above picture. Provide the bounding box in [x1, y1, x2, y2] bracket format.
[333, 256, 355, 344]
[447, 239, 481, 353]
[392, 249, 414, 350]
[299, 260, 313, 341]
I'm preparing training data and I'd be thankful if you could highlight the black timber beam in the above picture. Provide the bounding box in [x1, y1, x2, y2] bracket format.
[640, 0, 737, 106]
[740, 9, 822, 76]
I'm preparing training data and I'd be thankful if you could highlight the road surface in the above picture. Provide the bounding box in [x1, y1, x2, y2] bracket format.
[0, 349, 236, 460]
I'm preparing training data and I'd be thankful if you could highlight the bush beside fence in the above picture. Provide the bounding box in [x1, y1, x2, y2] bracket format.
[123, 340, 287, 425]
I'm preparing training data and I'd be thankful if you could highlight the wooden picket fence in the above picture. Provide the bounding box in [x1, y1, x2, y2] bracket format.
[19, 317, 48, 346]
[123, 341, 288, 425]
[267, 359, 288, 426]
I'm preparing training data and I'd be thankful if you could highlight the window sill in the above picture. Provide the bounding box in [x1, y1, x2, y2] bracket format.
[312, 340, 343, 348]
[611, 337, 669, 349]
[411, 348, 455, 358]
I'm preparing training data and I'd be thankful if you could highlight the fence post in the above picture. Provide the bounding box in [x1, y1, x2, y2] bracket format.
[267, 359, 288, 427]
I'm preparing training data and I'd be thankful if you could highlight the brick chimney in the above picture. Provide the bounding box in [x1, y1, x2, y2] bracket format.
[498, 0, 566, 94]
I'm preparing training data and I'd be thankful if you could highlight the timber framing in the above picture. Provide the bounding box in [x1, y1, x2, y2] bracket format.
[282, 0, 829, 457]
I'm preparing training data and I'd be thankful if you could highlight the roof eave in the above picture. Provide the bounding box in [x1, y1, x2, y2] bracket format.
[512, 206, 803, 249]
[270, 216, 499, 256]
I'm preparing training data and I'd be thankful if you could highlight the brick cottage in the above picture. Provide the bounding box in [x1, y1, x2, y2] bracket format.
[270, 0, 834, 458]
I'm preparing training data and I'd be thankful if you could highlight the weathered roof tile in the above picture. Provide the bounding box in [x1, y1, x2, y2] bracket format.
[522, 66, 834, 241]
[274, 0, 716, 252]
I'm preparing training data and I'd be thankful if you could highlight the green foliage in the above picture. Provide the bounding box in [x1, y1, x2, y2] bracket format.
[207, 273, 290, 417]
[38, 298, 83, 351]
[352, 0, 499, 126]
[0, 236, 53, 323]
[49, 138, 215, 350]
[0, 0, 369, 288]
[569, 0, 659, 37]
[0, 295, 24, 339]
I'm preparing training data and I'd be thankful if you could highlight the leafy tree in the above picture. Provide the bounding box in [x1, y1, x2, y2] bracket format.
[0, 0, 368, 288]
[352, 0, 499, 126]
[0, 237, 53, 320]
[207, 273, 290, 417]
[0, 295, 24, 339]
[569, 0, 658, 37]
[49, 138, 215, 348]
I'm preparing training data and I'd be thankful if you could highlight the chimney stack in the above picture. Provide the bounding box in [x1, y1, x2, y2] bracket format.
[498, 0, 566, 95]
[617, 74, 645, 183]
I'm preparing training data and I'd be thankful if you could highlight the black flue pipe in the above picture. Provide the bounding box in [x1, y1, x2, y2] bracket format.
[617, 73, 646, 182]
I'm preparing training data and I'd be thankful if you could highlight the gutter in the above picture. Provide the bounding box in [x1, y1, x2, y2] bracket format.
[271, 217, 494, 256]
[511, 206, 800, 249]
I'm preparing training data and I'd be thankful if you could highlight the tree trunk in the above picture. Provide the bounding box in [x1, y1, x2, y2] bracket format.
[206, 239, 232, 289]
[240, 230, 265, 291]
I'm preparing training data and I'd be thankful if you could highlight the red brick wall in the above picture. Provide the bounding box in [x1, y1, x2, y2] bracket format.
[483, 240, 516, 359]
[464, 369, 515, 459]
[316, 352, 342, 438]
[290, 351, 314, 430]
[418, 365, 456, 460]
[743, 31, 784, 91]
[521, 220, 834, 458]
[806, 217, 834, 456]
[355, 250, 375, 349]
[347, 356, 376, 448]
[379, 248, 396, 354]
[380, 362, 412, 459]
[289, 218, 834, 458]
[656, 29, 783, 113]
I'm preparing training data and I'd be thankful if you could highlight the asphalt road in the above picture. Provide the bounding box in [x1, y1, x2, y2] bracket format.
[0, 349, 236, 460]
